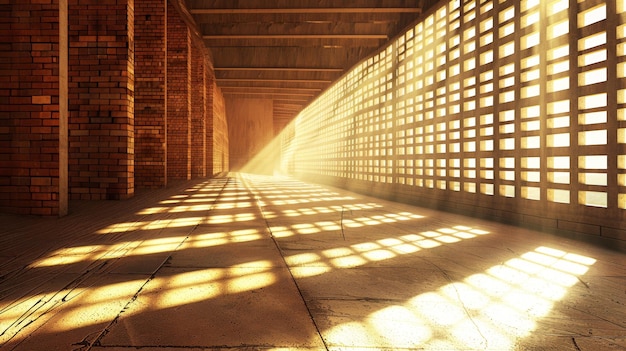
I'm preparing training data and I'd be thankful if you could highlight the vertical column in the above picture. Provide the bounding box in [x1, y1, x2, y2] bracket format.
[211, 82, 229, 174]
[191, 44, 206, 178]
[205, 64, 215, 175]
[59, 0, 68, 216]
[135, 0, 167, 188]
[166, 1, 191, 180]
[0, 0, 63, 215]
[68, 0, 135, 200]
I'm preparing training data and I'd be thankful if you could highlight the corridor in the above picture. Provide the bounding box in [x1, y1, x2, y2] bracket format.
[1, 173, 625, 350]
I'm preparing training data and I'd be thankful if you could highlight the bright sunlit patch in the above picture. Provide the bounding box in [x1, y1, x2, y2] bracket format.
[189, 232, 229, 248]
[322, 247, 355, 259]
[285, 252, 323, 266]
[369, 306, 433, 346]
[321, 246, 597, 349]
[131, 236, 186, 256]
[410, 292, 467, 326]
[229, 229, 263, 242]
[159, 199, 181, 205]
[400, 233, 425, 241]
[30, 254, 91, 268]
[313, 206, 335, 213]
[50, 279, 147, 332]
[282, 209, 301, 217]
[214, 202, 252, 209]
[440, 283, 489, 310]
[186, 204, 215, 212]
[226, 270, 276, 294]
[316, 221, 341, 231]
[469, 228, 490, 235]
[331, 255, 369, 268]
[137, 206, 168, 215]
[206, 213, 256, 224]
[371, 215, 397, 223]
[289, 265, 333, 278]
[350, 242, 382, 252]
[341, 219, 364, 228]
[389, 243, 421, 254]
[362, 249, 396, 261]
[416, 239, 443, 249]
[435, 235, 462, 243]
[155, 269, 222, 309]
[269, 226, 295, 238]
[437, 228, 458, 234]
[400, 212, 425, 219]
[235, 213, 256, 221]
[96, 221, 143, 234]
[139, 217, 203, 230]
[377, 238, 404, 246]
[292, 223, 321, 234]
[421, 230, 441, 238]
[324, 322, 375, 346]
[453, 231, 476, 239]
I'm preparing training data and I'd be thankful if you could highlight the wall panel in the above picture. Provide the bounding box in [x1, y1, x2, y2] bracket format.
[283, 0, 626, 245]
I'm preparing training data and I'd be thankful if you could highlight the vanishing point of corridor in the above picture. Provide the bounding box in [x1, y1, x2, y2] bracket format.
[1, 173, 624, 350]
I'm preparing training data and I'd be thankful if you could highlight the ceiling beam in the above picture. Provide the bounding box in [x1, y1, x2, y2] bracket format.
[274, 99, 310, 103]
[222, 91, 316, 97]
[216, 78, 332, 84]
[214, 67, 343, 72]
[203, 34, 387, 40]
[274, 104, 302, 107]
[221, 86, 322, 91]
[191, 8, 421, 15]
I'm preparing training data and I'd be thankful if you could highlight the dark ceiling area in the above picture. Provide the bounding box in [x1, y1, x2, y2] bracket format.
[180, 0, 438, 128]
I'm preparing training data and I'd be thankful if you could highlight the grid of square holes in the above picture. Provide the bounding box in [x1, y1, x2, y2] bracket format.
[285, 0, 626, 212]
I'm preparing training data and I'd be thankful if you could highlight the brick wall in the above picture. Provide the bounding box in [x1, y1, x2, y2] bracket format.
[134, 0, 166, 188]
[166, 1, 191, 180]
[67, 0, 134, 200]
[191, 43, 206, 178]
[0, 0, 63, 215]
[1, 0, 229, 216]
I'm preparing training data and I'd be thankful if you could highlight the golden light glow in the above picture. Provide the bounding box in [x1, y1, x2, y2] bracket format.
[323, 246, 595, 349]
[6, 0, 625, 347]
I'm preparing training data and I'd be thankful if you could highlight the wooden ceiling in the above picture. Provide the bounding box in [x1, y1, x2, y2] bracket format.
[183, 0, 436, 129]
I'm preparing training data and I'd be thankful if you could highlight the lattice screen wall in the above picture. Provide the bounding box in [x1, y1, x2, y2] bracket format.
[282, 0, 626, 241]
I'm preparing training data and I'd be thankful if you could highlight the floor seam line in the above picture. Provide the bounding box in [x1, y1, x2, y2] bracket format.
[239, 173, 330, 351]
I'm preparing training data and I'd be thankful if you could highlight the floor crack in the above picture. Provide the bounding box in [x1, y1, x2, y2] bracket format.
[572, 337, 582, 351]
[424, 258, 489, 350]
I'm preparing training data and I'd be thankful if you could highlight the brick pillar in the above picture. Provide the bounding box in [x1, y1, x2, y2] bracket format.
[205, 65, 215, 175]
[135, 0, 167, 188]
[68, 0, 135, 200]
[191, 44, 206, 178]
[166, 2, 191, 180]
[0, 0, 66, 216]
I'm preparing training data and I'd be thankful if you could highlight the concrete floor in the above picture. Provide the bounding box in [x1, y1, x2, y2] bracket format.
[0, 173, 625, 351]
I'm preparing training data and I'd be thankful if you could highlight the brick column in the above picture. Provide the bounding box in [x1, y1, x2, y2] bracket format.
[135, 0, 167, 188]
[191, 44, 206, 178]
[0, 0, 65, 216]
[166, 2, 191, 180]
[68, 0, 135, 200]
[205, 65, 215, 175]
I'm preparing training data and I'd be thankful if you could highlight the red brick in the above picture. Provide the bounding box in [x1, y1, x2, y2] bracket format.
[67, 0, 134, 200]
